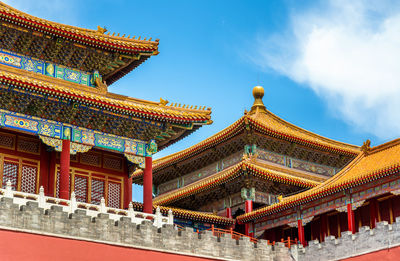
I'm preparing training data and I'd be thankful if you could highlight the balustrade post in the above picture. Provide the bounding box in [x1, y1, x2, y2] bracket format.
[100, 197, 107, 213]
[38, 186, 46, 209]
[69, 191, 76, 214]
[168, 209, 174, 225]
[5, 180, 12, 198]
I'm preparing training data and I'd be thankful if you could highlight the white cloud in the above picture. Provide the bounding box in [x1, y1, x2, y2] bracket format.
[253, 0, 400, 139]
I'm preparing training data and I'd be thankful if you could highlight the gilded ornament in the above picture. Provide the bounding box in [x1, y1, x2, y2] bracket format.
[96, 26, 107, 34]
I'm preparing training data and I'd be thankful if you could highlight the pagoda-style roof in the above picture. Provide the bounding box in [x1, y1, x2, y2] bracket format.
[130, 202, 235, 226]
[0, 2, 159, 84]
[237, 139, 400, 223]
[132, 86, 360, 182]
[153, 157, 324, 206]
[0, 63, 212, 149]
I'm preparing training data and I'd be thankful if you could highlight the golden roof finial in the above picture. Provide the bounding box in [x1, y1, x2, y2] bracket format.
[96, 26, 107, 34]
[361, 139, 371, 154]
[250, 86, 266, 114]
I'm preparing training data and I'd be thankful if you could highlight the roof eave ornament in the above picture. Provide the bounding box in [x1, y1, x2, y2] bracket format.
[249, 86, 267, 114]
[361, 139, 371, 154]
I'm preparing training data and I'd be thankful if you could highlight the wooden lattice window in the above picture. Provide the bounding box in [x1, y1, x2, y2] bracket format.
[91, 178, 105, 205]
[80, 152, 101, 166]
[2, 160, 18, 190]
[103, 156, 123, 171]
[54, 166, 122, 208]
[20, 164, 38, 193]
[0, 155, 39, 193]
[17, 137, 40, 154]
[74, 175, 88, 203]
[107, 181, 121, 209]
[0, 133, 15, 149]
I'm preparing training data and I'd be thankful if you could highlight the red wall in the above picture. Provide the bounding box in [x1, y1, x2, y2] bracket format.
[344, 245, 400, 260]
[0, 230, 217, 261]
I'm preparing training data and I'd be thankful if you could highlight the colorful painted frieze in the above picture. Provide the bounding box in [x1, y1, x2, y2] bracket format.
[0, 49, 95, 87]
[0, 109, 156, 157]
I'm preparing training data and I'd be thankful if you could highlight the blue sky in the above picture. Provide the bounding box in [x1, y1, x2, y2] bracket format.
[7, 0, 400, 202]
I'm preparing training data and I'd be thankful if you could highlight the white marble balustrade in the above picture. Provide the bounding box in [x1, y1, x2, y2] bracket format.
[0, 180, 173, 228]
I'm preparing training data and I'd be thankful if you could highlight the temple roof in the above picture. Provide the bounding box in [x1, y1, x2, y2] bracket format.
[236, 138, 400, 223]
[153, 157, 324, 206]
[130, 202, 235, 226]
[132, 86, 360, 181]
[0, 2, 159, 84]
[0, 63, 212, 149]
[0, 64, 211, 125]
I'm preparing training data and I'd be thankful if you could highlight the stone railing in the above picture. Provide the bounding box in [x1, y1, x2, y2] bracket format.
[0, 180, 173, 228]
[291, 218, 400, 261]
[0, 190, 293, 261]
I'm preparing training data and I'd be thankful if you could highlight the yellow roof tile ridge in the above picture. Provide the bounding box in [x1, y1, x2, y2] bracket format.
[153, 163, 243, 205]
[133, 116, 247, 177]
[369, 138, 400, 154]
[0, 66, 211, 121]
[154, 159, 322, 205]
[245, 162, 321, 186]
[0, 2, 159, 48]
[237, 148, 377, 222]
[250, 160, 326, 183]
[250, 109, 360, 153]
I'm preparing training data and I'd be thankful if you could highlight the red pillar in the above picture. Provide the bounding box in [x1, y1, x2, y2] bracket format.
[39, 143, 49, 194]
[245, 200, 253, 237]
[47, 151, 56, 197]
[59, 140, 70, 200]
[320, 214, 328, 241]
[370, 199, 378, 229]
[143, 157, 153, 214]
[347, 203, 355, 234]
[226, 208, 232, 219]
[124, 177, 133, 209]
[298, 219, 305, 246]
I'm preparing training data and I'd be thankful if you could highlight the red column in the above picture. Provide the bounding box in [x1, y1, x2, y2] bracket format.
[124, 177, 133, 209]
[245, 200, 253, 237]
[298, 219, 305, 246]
[370, 199, 377, 229]
[59, 140, 70, 200]
[226, 208, 232, 219]
[47, 151, 56, 197]
[143, 157, 153, 214]
[320, 214, 328, 241]
[347, 203, 355, 234]
[39, 143, 49, 194]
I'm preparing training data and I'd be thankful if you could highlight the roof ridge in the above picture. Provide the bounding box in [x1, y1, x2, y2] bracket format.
[0, 65, 212, 122]
[154, 159, 321, 205]
[251, 109, 360, 150]
[132, 116, 247, 177]
[0, 2, 159, 48]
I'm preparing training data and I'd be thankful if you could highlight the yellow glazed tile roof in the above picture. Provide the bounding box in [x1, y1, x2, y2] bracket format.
[153, 158, 323, 206]
[0, 2, 159, 53]
[130, 202, 235, 225]
[132, 86, 359, 180]
[237, 138, 400, 223]
[0, 64, 212, 124]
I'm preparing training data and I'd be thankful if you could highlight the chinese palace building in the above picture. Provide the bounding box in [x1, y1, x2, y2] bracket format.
[132, 86, 361, 235]
[2, 2, 400, 260]
[0, 1, 212, 213]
